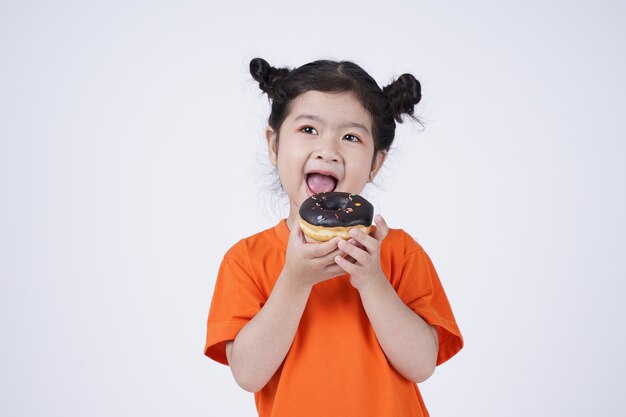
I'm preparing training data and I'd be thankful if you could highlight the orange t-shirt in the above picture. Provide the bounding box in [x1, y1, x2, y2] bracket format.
[205, 220, 463, 417]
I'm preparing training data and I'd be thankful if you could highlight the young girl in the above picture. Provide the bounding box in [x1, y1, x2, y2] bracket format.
[204, 57, 463, 416]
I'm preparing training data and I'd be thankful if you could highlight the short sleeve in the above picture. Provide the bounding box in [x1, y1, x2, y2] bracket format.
[204, 254, 265, 365]
[394, 235, 464, 366]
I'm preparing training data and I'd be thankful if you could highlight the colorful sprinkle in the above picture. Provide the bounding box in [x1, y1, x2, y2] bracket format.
[355, 203, 362, 206]
[317, 215, 324, 220]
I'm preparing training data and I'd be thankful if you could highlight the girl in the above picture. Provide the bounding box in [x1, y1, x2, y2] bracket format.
[204, 57, 463, 416]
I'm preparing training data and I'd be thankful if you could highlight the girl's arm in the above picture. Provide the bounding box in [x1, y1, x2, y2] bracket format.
[226, 225, 345, 393]
[335, 215, 438, 383]
[355, 275, 438, 383]
[225, 270, 312, 393]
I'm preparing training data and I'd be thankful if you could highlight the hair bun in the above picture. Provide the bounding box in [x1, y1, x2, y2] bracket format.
[249, 58, 290, 99]
[382, 74, 422, 123]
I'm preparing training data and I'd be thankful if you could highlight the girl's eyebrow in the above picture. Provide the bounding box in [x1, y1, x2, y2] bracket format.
[294, 114, 371, 135]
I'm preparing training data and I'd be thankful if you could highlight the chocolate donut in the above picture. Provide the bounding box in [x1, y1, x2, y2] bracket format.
[298, 192, 374, 241]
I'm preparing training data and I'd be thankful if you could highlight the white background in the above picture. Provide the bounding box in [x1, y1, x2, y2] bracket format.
[1, 1, 625, 416]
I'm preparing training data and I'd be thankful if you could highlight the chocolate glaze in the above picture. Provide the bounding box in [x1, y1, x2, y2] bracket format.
[299, 192, 374, 227]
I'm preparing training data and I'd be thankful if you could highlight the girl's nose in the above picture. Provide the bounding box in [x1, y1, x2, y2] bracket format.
[314, 138, 341, 162]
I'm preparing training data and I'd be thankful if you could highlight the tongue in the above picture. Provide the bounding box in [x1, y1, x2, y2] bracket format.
[307, 174, 337, 194]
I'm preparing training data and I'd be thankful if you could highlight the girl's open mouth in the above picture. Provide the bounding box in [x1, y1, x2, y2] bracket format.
[306, 173, 338, 194]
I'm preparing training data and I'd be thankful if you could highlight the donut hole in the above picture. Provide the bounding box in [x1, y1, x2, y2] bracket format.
[319, 195, 348, 211]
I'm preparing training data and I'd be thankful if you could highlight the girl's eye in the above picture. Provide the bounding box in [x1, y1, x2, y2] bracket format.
[343, 134, 361, 143]
[301, 126, 318, 135]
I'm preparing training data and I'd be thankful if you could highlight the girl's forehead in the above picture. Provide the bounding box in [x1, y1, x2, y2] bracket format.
[287, 90, 373, 127]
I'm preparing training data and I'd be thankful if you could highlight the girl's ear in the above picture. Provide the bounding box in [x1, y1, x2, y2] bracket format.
[369, 150, 387, 181]
[266, 127, 278, 166]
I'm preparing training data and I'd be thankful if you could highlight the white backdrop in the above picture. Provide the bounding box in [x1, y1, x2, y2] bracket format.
[1, 1, 625, 416]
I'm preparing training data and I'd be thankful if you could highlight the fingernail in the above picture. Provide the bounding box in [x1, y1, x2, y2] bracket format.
[349, 228, 358, 237]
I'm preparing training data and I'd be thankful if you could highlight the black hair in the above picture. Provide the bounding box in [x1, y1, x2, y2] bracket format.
[249, 57, 422, 154]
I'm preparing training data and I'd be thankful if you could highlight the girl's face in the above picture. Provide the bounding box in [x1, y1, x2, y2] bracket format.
[266, 90, 386, 225]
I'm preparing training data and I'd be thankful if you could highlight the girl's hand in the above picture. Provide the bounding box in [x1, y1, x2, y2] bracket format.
[335, 214, 389, 291]
[281, 222, 346, 290]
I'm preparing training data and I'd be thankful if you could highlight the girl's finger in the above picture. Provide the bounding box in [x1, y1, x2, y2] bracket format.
[348, 238, 366, 252]
[343, 254, 357, 264]
[289, 223, 307, 246]
[323, 264, 346, 278]
[334, 254, 358, 275]
[318, 247, 347, 265]
[372, 214, 389, 242]
[338, 239, 368, 264]
[348, 227, 378, 253]
[306, 236, 341, 258]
